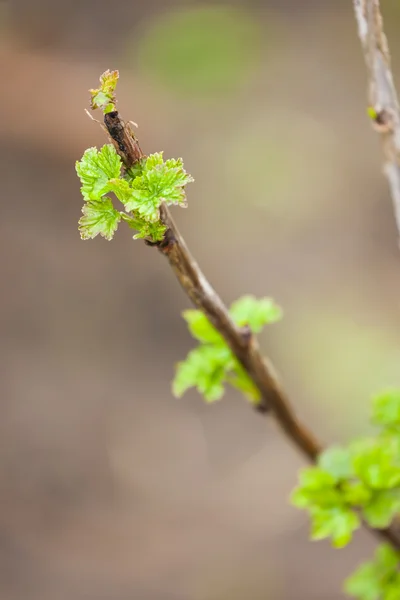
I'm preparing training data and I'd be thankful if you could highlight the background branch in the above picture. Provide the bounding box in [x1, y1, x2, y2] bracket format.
[353, 0, 400, 235]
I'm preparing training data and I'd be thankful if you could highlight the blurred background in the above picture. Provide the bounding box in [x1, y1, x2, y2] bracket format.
[2, 0, 400, 598]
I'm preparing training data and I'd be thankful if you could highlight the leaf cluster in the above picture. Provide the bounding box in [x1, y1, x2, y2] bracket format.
[76, 145, 193, 242]
[173, 296, 282, 404]
[291, 389, 400, 597]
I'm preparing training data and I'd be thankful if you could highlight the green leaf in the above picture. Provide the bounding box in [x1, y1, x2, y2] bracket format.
[345, 563, 383, 600]
[384, 578, 400, 600]
[352, 437, 400, 489]
[372, 389, 400, 428]
[124, 153, 194, 219]
[341, 481, 372, 507]
[298, 467, 338, 489]
[76, 145, 122, 200]
[310, 506, 360, 548]
[318, 446, 354, 480]
[376, 544, 400, 573]
[90, 69, 119, 113]
[362, 489, 400, 528]
[145, 152, 164, 170]
[345, 545, 400, 600]
[122, 213, 166, 242]
[229, 295, 282, 333]
[291, 467, 342, 509]
[173, 345, 234, 402]
[78, 198, 121, 241]
[182, 310, 224, 345]
[106, 178, 133, 204]
[228, 362, 261, 403]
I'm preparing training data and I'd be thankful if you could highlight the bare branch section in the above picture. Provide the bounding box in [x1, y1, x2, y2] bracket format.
[102, 109, 400, 548]
[353, 0, 400, 234]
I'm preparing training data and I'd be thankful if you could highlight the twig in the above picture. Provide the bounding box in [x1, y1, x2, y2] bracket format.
[353, 0, 400, 235]
[101, 109, 400, 549]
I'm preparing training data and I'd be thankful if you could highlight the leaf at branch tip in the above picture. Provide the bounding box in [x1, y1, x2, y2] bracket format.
[76, 145, 122, 201]
[372, 388, 400, 428]
[229, 295, 283, 333]
[90, 69, 119, 113]
[79, 198, 121, 241]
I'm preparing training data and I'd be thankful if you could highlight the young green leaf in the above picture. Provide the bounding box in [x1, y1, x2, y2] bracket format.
[173, 345, 234, 402]
[345, 563, 383, 600]
[229, 295, 282, 333]
[78, 198, 121, 241]
[124, 152, 194, 220]
[352, 437, 400, 489]
[182, 310, 224, 345]
[90, 69, 119, 113]
[228, 362, 261, 403]
[372, 389, 400, 428]
[76, 145, 122, 201]
[318, 446, 354, 480]
[122, 213, 166, 242]
[362, 489, 400, 528]
[106, 178, 133, 204]
[345, 544, 400, 600]
[291, 467, 343, 509]
[310, 506, 360, 548]
[341, 481, 372, 507]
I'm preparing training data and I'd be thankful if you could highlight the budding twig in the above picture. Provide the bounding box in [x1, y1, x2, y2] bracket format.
[102, 107, 400, 549]
[353, 0, 400, 236]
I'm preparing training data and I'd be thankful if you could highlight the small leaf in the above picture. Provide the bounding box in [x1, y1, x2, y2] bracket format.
[310, 506, 360, 548]
[352, 437, 400, 490]
[228, 362, 261, 403]
[90, 69, 119, 113]
[229, 295, 282, 333]
[372, 389, 400, 428]
[345, 563, 382, 600]
[76, 145, 122, 201]
[298, 467, 338, 489]
[173, 345, 233, 402]
[106, 178, 133, 204]
[318, 446, 354, 480]
[182, 310, 224, 345]
[342, 481, 372, 507]
[376, 544, 400, 572]
[78, 198, 121, 241]
[363, 489, 400, 528]
[122, 213, 166, 242]
[345, 545, 400, 600]
[291, 467, 342, 509]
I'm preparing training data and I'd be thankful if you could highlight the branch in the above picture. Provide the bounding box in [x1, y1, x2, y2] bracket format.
[353, 0, 400, 235]
[101, 109, 400, 549]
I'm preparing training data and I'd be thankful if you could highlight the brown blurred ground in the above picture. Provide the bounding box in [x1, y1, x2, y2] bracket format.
[2, 0, 400, 598]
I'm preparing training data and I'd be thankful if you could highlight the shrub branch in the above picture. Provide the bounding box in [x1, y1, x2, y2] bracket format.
[353, 0, 400, 235]
[98, 107, 400, 549]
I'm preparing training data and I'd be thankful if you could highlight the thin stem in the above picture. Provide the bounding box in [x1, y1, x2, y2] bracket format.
[353, 0, 400, 235]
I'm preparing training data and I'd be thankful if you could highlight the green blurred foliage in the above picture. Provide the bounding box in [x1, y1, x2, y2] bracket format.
[135, 5, 263, 98]
[277, 310, 400, 436]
